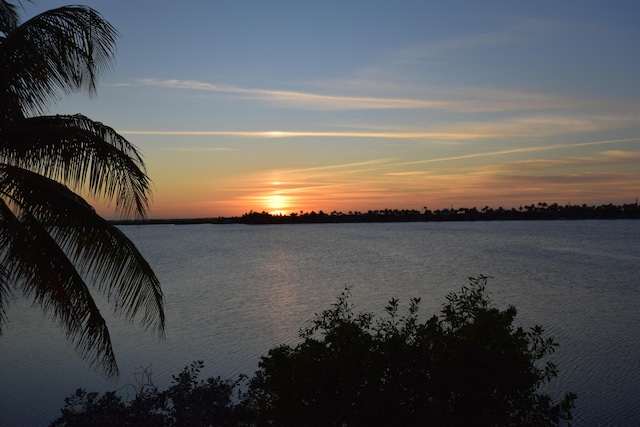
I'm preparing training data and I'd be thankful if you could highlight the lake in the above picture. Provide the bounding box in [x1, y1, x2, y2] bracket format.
[1, 220, 639, 425]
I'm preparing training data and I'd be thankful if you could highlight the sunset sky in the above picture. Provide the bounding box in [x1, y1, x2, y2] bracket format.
[25, 1, 640, 218]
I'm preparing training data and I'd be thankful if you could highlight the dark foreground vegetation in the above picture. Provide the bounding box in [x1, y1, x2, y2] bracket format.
[113, 201, 640, 225]
[51, 277, 576, 427]
[1, 0, 164, 378]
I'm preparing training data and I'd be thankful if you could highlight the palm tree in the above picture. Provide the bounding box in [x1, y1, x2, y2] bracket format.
[0, 1, 164, 377]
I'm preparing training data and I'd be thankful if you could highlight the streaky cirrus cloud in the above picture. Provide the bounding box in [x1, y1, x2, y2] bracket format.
[382, 16, 574, 64]
[119, 129, 494, 140]
[131, 78, 637, 113]
[119, 114, 640, 142]
[157, 147, 235, 152]
[393, 137, 640, 167]
[136, 78, 452, 110]
[226, 140, 640, 193]
[492, 150, 640, 171]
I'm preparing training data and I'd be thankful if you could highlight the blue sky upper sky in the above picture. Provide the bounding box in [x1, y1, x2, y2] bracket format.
[23, 1, 640, 218]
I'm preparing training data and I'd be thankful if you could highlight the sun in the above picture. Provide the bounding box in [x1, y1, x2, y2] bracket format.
[266, 194, 290, 215]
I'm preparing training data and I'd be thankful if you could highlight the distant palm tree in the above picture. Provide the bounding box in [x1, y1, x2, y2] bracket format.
[0, 1, 164, 377]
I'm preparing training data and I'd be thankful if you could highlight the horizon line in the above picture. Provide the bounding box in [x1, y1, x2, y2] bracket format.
[109, 199, 639, 222]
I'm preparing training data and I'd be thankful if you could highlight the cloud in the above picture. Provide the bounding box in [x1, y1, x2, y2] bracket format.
[225, 140, 640, 194]
[389, 31, 520, 64]
[136, 78, 452, 111]
[119, 129, 495, 140]
[120, 115, 640, 141]
[394, 137, 640, 167]
[480, 115, 640, 136]
[387, 16, 577, 64]
[344, 19, 523, 80]
[476, 151, 640, 176]
[130, 77, 640, 115]
[267, 159, 391, 175]
[384, 171, 431, 176]
[600, 150, 640, 161]
[157, 147, 235, 152]
[492, 172, 640, 185]
[494, 150, 640, 172]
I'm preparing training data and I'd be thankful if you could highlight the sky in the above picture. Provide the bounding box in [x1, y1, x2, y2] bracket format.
[22, 1, 640, 218]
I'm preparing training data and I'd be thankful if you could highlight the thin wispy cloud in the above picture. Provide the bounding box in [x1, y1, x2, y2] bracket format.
[600, 150, 640, 161]
[390, 31, 520, 65]
[427, 151, 640, 181]
[158, 147, 235, 152]
[349, 27, 524, 88]
[226, 139, 640, 194]
[390, 16, 574, 64]
[188, 140, 640, 216]
[120, 113, 640, 141]
[494, 172, 639, 185]
[129, 77, 640, 115]
[502, 150, 640, 170]
[338, 17, 638, 114]
[136, 78, 452, 111]
[271, 159, 391, 175]
[119, 129, 493, 140]
[394, 137, 640, 167]
[448, 114, 640, 138]
[385, 171, 431, 176]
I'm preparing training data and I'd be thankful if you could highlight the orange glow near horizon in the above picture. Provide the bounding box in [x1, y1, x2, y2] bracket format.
[91, 142, 640, 220]
[95, 177, 640, 220]
[91, 165, 640, 219]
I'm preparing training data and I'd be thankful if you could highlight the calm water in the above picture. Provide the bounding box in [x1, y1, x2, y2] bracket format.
[1, 221, 639, 426]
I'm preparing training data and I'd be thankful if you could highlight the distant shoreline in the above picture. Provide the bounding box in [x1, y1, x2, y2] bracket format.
[111, 202, 640, 225]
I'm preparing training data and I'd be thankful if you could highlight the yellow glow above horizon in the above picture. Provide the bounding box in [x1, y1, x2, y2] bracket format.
[265, 194, 291, 215]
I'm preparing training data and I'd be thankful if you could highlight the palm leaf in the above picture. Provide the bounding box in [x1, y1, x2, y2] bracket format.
[0, 166, 165, 375]
[0, 199, 118, 376]
[0, 5, 117, 120]
[1, 115, 152, 218]
[0, 164, 165, 332]
[0, 260, 11, 331]
[0, 0, 19, 34]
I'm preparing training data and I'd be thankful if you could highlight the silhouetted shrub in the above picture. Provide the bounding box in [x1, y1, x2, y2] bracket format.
[50, 361, 243, 427]
[243, 276, 575, 426]
[52, 276, 575, 426]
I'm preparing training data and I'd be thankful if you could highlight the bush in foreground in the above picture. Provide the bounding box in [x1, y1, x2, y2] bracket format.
[51, 276, 576, 426]
[50, 360, 243, 427]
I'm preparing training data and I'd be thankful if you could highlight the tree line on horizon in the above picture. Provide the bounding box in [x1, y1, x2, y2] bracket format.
[234, 201, 640, 224]
[117, 201, 640, 225]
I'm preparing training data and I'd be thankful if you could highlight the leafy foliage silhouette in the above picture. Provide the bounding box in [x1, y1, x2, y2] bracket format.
[244, 276, 575, 426]
[51, 361, 243, 427]
[0, 1, 164, 377]
[52, 277, 575, 426]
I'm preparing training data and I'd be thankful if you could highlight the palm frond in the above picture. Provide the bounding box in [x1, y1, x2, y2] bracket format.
[0, 198, 118, 377]
[1, 115, 152, 218]
[0, 165, 165, 342]
[0, 1, 19, 34]
[0, 2, 163, 380]
[0, 5, 118, 120]
[0, 259, 12, 332]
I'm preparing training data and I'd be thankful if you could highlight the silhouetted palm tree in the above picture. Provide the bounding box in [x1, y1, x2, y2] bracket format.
[0, 1, 164, 377]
